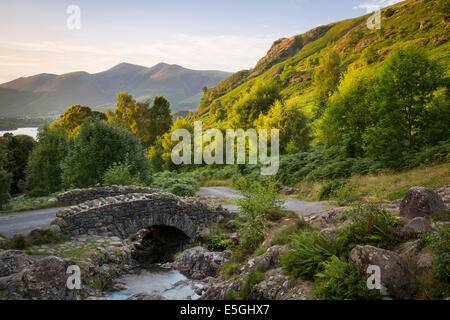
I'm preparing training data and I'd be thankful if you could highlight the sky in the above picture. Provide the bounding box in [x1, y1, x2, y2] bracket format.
[0, 0, 404, 83]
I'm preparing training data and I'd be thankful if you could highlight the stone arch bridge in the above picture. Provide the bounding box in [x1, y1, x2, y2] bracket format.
[51, 187, 226, 240]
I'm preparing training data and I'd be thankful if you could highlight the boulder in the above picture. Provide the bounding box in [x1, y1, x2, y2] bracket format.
[400, 187, 444, 219]
[126, 293, 167, 300]
[225, 220, 237, 230]
[0, 255, 80, 300]
[243, 245, 287, 273]
[395, 239, 426, 257]
[173, 246, 232, 280]
[0, 250, 36, 277]
[230, 232, 239, 244]
[416, 251, 435, 272]
[349, 245, 417, 300]
[397, 217, 436, 239]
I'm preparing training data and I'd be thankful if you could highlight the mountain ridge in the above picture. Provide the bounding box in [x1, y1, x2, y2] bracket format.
[0, 62, 232, 117]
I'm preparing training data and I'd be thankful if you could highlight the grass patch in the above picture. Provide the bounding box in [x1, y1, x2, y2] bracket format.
[270, 218, 310, 246]
[240, 270, 265, 299]
[0, 193, 62, 214]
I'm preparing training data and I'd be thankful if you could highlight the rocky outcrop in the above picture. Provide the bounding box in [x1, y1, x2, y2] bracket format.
[349, 245, 417, 300]
[0, 250, 35, 277]
[172, 247, 232, 280]
[53, 192, 226, 240]
[126, 293, 167, 300]
[0, 254, 82, 300]
[400, 187, 445, 219]
[56, 185, 159, 205]
[242, 245, 286, 273]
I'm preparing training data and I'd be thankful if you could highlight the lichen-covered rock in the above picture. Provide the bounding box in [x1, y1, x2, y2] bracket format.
[395, 239, 426, 257]
[242, 245, 286, 273]
[349, 245, 417, 300]
[173, 246, 232, 280]
[400, 187, 445, 219]
[397, 217, 436, 239]
[0, 250, 36, 277]
[247, 268, 311, 300]
[0, 255, 80, 300]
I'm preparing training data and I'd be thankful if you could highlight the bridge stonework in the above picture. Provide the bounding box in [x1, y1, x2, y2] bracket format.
[51, 192, 226, 240]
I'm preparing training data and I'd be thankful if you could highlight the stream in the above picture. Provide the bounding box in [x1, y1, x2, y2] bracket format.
[105, 264, 201, 300]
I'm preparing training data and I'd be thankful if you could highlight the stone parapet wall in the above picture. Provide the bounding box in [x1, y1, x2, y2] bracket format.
[56, 185, 160, 205]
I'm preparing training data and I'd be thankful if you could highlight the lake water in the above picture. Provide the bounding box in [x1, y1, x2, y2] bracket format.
[105, 265, 201, 300]
[0, 127, 39, 140]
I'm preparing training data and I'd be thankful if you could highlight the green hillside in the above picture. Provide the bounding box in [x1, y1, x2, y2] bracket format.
[189, 0, 449, 126]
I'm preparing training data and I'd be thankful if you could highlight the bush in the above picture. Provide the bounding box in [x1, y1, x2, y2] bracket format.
[341, 202, 403, 249]
[151, 171, 198, 196]
[240, 270, 265, 299]
[103, 160, 142, 186]
[281, 230, 345, 280]
[270, 220, 309, 246]
[225, 290, 239, 300]
[2, 235, 31, 250]
[221, 262, 242, 279]
[420, 223, 450, 282]
[313, 256, 381, 300]
[31, 229, 69, 246]
[166, 183, 196, 197]
[203, 233, 229, 251]
[319, 180, 346, 200]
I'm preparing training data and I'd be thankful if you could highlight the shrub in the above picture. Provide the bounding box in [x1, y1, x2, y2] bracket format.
[270, 220, 309, 246]
[281, 230, 345, 280]
[103, 160, 142, 186]
[240, 270, 265, 299]
[225, 290, 239, 300]
[341, 202, 403, 249]
[221, 262, 242, 279]
[319, 180, 346, 200]
[420, 223, 450, 282]
[314, 256, 381, 300]
[151, 171, 198, 196]
[203, 233, 229, 251]
[2, 235, 31, 250]
[31, 229, 69, 246]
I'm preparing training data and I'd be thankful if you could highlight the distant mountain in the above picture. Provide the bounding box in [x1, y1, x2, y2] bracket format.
[0, 63, 232, 117]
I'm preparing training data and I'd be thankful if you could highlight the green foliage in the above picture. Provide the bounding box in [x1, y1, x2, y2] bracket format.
[50, 105, 106, 136]
[236, 179, 283, 253]
[221, 262, 242, 279]
[0, 133, 35, 194]
[225, 290, 239, 300]
[270, 220, 309, 246]
[313, 50, 342, 111]
[106, 93, 172, 147]
[230, 79, 281, 129]
[151, 171, 198, 196]
[103, 160, 142, 186]
[0, 165, 12, 209]
[313, 256, 381, 300]
[420, 223, 450, 282]
[281, 230, 345, 280]
[25, 126, 69, 196]
[31, 229, 69, 246]
[1, 235, 31, 250]
[319, 180, 347, 200]
[61, 119, 150, 188]
[240, 270, 265, 299]
[203, 233, 229, 251]
[341, 202, 403, 249]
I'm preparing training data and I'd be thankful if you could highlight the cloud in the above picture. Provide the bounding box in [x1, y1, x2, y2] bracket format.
[0, 33, 274, 82]
[354, 0, 404, 12]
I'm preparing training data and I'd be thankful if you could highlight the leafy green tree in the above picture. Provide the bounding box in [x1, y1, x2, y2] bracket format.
[0, 147, 12, 209]
[51, 105, 106, 136]
[107, 93, 172, 147]
[313, 50, 342, 113]
[103, 159, 142, 186]
[364, 47, 443, 163]
[256, 100, 310, 153]
[61, 119, 150, 188]
[25, 126, 69, 196]
[0, 133, 35, 194]
[214, 108, 227, 123]
[230, 79, 281, 129]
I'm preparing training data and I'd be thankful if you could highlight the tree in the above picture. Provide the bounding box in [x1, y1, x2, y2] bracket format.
[61, 119, 150, 188]
[364, 47, 443, 163]
[230, 79, 281, 129]
[320, 66, 376, 157]
[107, 92, 172, 147]
[214, 108, 227, 123]
[0, 133, 35, 194]
[0, 147, 12, 209]
[256, 100, 310, 154]
[25, 126, 69, 196]
[313, 50, 342, 114]
[51, 105, 106, 136]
